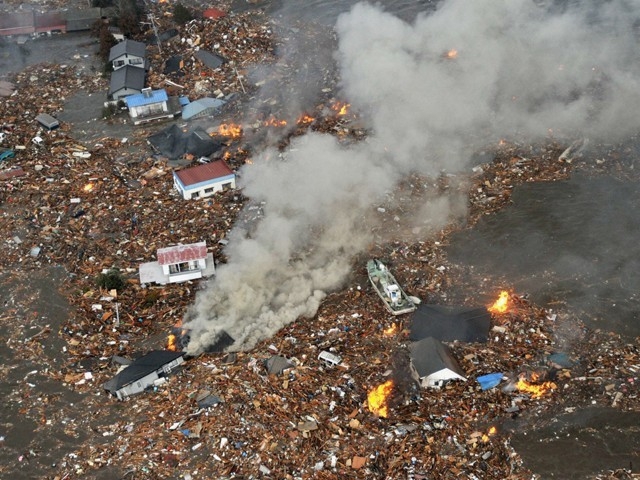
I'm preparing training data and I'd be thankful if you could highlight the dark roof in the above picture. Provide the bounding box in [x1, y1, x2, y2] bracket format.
[408, 337, 465, 378]
[409, 305, 491, 343]
[109, 65, 146, 95]
[109, 39, 147, 62]
[195, 50, 225, 69]
[147, 124, 222, 159]
[103, 350, 184, 393]
[175, 160, 234, 187]
[164, 55, 184, 74]
[265, 356, 294, 375]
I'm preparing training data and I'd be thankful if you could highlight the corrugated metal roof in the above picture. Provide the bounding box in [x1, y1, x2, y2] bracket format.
[175, 160, 234, 187]
[125, 89, 168, 107]
[109, 65, 146, 94]
[109, 39, 147, 62]
[182, 97, 226, 120]
[157, 241, 207, 265]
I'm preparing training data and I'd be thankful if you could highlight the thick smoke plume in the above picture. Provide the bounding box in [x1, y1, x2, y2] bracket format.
[184, 0, 640, 354]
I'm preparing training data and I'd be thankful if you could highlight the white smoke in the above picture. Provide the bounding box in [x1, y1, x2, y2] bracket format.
[184, 0, 640, 354]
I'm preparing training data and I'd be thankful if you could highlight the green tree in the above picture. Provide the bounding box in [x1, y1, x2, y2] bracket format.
[96, 268, 127, 292]
[173, 3, 194, 25]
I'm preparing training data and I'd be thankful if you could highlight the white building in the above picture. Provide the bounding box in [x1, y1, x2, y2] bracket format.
[108, 39, 146, 70]
[139, 241, 215, 285]
[173, 160, 235, 200]
[124, 88, 175, 125]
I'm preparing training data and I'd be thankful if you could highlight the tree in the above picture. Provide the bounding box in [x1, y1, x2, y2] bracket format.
[96, 268, 127, 292]
[173, 3, 194, 25]
[91, 20, 117, 63]
[114, 0, 143, 37]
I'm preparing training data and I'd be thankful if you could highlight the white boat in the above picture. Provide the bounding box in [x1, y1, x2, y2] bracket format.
[367, 259, 416, 315]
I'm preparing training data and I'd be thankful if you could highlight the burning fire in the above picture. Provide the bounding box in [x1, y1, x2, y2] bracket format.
[488, 290, 510, 314]
[383, 323, 399, 336]
[445, 48, 458, 59]
[516, 372, 556, 399]
[367, 380, 394, 418]
[296, 114, 315, 125]
[83, 183, 95, 192]
[215, 123, 243, 138]
[263, 116, 287, 127]
[331, 101, 350, 116]
[481, 426, 497, 443]
[167, 333, 178, 351]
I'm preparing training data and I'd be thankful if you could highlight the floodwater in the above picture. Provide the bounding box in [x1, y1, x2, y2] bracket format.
[2, 1, 638, 478]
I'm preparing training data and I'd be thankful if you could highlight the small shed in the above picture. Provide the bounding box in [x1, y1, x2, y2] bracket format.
[109, 38, 147, 70]
[409, 337, 466, 388]
[139, 241, 215, 285]
[36, 113, 60, 130]
[103, 350, 184, 400]
[173, 159, 235, 200]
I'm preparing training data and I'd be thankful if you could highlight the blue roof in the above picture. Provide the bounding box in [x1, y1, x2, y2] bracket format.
[125, 89, 168, 107]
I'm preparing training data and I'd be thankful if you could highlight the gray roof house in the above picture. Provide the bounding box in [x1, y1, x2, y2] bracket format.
[103, 350, 184, 400]
[408, 337, 466, 388]
[109, 65, 146, 100]
[109, 39, 147, 70]
[182, 97, 226, 120]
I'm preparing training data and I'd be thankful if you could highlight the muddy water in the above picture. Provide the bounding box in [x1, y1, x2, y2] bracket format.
[447, 173, 640, 339]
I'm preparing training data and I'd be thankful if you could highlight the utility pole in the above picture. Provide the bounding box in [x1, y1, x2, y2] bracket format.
[148, 13, 162, 54]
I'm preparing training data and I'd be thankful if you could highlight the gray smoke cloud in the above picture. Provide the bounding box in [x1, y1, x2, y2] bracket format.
[183, 0, 640, 354]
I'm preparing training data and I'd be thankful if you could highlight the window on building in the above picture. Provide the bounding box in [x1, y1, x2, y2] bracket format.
[129, 58, 143, 65]
[114, 60, 125, 67]
[221, 182, 232, 191]
[191, 192, 200, 199]
[204, 187, 214, 194]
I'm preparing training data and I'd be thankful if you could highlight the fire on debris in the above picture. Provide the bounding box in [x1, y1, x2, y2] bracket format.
[214, 123, 243, 139]
[488, 290, 510, 314]
[516, 372, 557, 398]
[367, 379, 394, 418]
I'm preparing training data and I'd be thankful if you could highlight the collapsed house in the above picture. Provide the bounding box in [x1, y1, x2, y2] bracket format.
[147, 124, 223, 160]
[103, 350, 185, 401]
[408, 336, 467, 388]
[409, 304, 491, 343]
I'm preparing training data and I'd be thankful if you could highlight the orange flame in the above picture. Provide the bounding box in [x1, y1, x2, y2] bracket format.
[167, 334, 178, 351]
[331, 101, 350, 116]
[296, 114, 315, 125]
[215, 123, 243, 138]
[263, 116, 287, 127]
[383, 324, 399, 336]
[445, 49, 458, 59]
[367, 380, 394, 418]
[516, 373, 556, 398]
[481, 426, 497, 443]
[489, 291, 509, 314]
[83, 183, 95, 192]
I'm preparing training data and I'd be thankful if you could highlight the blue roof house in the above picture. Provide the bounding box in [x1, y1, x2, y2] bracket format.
[125, 88, 175, 125]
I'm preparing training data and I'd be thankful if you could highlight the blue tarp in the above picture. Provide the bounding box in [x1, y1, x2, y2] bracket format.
[477, 373, 503, 390]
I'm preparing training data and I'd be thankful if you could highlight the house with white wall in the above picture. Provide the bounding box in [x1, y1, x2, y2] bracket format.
[173, 160, 235, 200]
[139, 241, 215, 285]
[125, 88, 175, 125]
[109, 39, 146, 70]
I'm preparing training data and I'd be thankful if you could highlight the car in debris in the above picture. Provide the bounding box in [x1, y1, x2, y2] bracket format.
[0, 147, 15, 162]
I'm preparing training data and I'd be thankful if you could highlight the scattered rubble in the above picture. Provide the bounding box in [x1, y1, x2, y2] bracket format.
[0, 2, 638, 480]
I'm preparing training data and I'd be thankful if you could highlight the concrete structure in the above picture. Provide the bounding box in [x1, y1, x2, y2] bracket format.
[139, 241, 215, 285]
[173, 160, 235, 200]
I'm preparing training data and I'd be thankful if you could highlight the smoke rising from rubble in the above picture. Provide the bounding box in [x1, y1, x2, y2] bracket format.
[183, 0, 640, 354]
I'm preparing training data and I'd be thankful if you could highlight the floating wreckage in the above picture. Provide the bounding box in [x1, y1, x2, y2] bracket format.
[367, 259, 417, 315]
